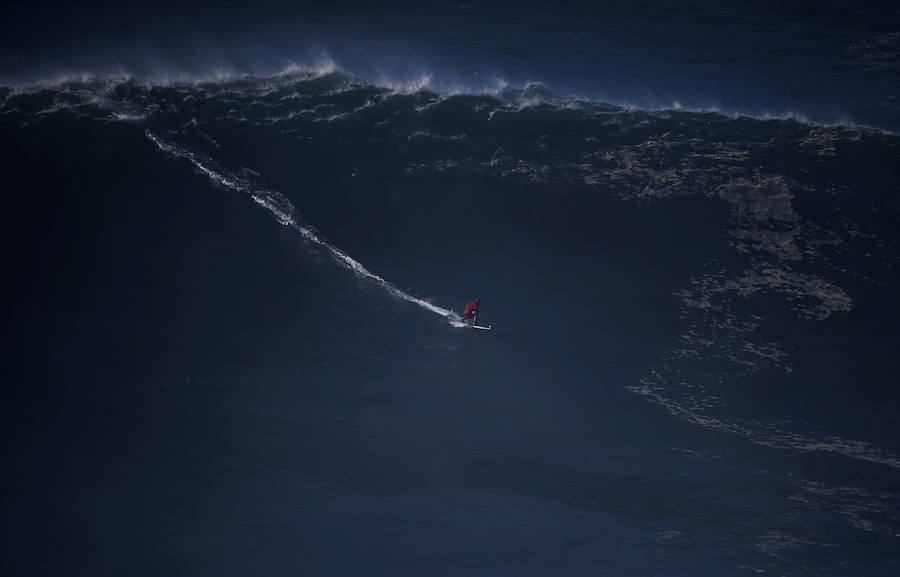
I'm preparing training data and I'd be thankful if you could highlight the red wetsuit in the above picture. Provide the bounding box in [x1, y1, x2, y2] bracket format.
[463, 300, 479, 320]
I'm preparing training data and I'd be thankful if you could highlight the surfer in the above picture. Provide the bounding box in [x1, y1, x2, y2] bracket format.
[462, 298, 480, 325]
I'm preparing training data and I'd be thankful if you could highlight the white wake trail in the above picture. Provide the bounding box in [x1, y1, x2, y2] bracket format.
[145, 131, 456, 320]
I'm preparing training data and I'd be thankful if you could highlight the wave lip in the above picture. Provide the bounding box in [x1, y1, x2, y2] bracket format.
[2, 59, 893, 133]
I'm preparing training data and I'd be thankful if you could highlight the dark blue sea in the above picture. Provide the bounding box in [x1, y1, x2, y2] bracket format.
[2, 2, 899, 575]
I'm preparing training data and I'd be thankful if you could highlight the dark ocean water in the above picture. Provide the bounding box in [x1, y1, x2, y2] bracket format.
[2, 2, 900, 576]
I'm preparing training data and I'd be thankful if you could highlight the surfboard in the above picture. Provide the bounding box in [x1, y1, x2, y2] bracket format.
[471, 324, 492, 331]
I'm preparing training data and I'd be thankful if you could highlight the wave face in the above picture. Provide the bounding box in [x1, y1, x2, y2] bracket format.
[3, 68, 900, 576]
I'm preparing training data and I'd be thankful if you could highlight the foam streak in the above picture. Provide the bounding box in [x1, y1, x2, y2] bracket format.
[145, 130, 456, 320]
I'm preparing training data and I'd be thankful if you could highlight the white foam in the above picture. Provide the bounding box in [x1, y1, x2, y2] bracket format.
[144, 131, 458, 322]
[272, 57, 338, 79]
[627, 378, 900, 470]
[376, 72, 434, 95]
